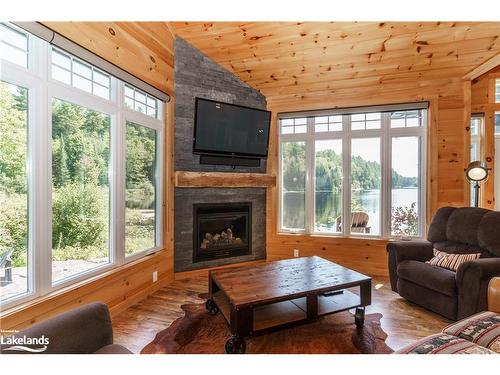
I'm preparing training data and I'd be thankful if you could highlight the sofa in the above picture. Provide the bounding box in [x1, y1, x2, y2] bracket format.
[396, 277, 500, 354]
[388, 206, 500, 320]
[0, 302, 132, 354]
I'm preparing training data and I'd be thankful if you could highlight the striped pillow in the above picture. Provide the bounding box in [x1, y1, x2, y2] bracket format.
[426, 249, 480, 271]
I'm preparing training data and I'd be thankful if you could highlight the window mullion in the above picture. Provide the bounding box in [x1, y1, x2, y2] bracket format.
[38, 41, 52, 296]
[114, 83, 126, 267]
[305, 117, 315, 234]
[382, 113, 392, 238]
[156, 109, 164, 247]
[342, 115, 351, 237]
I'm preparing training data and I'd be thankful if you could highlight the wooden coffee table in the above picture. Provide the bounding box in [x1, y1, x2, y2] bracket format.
[205, 256, 372, 353]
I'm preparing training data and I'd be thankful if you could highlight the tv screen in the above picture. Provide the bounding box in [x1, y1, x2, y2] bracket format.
[193, 98, 271, 158]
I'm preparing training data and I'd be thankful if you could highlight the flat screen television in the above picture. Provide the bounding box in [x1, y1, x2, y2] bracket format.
[193, 98, 271, 160]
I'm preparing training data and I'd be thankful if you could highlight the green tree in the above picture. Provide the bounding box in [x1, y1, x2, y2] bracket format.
[0, 82, 28, 265]
[126, 122, 156, 188]
[52, 183, 107, 249]
[52, 136, 71, 188]
[0, 83, 27, 194]
[282, 142, 306, 192]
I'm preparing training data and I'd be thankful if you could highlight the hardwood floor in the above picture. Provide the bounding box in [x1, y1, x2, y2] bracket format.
[112, 274, 450, 353]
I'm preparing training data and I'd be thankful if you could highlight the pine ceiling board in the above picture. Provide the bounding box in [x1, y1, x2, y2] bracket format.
[237, 50, 490, 85]
[170, 22, 500, 99]
[196, 35, 500, 77]
[256, 67, 479, 97]
[171, 21, 463, 47]
[206, 35, 500, 73]
[172, 22, 494, 57]
[42, 22, 175, 96]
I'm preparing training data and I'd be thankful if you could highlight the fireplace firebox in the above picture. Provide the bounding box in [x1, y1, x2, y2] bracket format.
[193, 203, 252, 263]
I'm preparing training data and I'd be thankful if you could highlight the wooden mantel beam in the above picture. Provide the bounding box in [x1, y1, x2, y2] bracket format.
[174, 171, 277, 188]
[464, 51, 500, 81]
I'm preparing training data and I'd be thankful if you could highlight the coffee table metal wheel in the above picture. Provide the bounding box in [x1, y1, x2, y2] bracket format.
[206, 299, 219, 315]
[355, 307, 365, 329]
[225, 335, 246, 354]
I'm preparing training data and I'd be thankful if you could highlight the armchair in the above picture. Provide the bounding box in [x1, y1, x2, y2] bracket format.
[0, 302, 131, 354]
[388, 206, 500, 321]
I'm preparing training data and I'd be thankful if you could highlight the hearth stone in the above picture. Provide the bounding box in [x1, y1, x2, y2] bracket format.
[174, 188, 266, 272]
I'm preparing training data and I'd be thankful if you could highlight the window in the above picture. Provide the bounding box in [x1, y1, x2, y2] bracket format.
[51, 48, 111, 100]
[390, 110, 423, 128]
[279, 107, 426, 238]
[51, 99, 111, 283]
[0, 23, 28, 68]
[281, 141, 306, 231]
[315, 139, 342, 233]
[0, 82, 29, 303]
[314, 115, 342, 133]
[0, 23, 164, 308]
[351, 138, 381, 235]
[351, 112, 381, 130]
[470, 115, 484, 206]
[496, 79, 500, 103]
[496, 112, 500, 135]
[124, 84, 160, 119]
[280, 117, 307, 134]
[125, 122, 158, 256]
[391, 137, 421, 236]
[470, 115, 483, 162]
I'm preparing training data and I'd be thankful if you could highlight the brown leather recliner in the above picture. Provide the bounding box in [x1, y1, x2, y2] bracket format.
[0, 302, 131, 354]
[388, 207, 500, 321]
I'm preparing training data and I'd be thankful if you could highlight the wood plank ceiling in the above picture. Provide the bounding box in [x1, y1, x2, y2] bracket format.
[170, 22, 500, 100]
[43, 22, 175, 96]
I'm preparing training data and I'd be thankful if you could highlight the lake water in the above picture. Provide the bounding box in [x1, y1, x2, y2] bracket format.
[282, 188, 418, 234]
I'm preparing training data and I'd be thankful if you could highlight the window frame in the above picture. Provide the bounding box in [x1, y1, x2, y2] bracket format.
[122, 108, 163, 263]
[0, 22, 30, 69]
[0, 25, 164, 309]
[278, 109, 427, 240]
[0, 58, 43, 307]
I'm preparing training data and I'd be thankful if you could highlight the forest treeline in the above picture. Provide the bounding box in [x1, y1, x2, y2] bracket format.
[282, 142, 417, 192]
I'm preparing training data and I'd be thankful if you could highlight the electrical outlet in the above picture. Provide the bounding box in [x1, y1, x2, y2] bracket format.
[152, 271, 158, 283]
[293, 249, 299, 257]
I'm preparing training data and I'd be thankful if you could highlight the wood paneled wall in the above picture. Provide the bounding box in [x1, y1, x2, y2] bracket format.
[471, 65, 500, 209]
[41, 22, 175, 96]
[265, 77, 470, 276]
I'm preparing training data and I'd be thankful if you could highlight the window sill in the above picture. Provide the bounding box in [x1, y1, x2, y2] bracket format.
[275, 231, 422, 242]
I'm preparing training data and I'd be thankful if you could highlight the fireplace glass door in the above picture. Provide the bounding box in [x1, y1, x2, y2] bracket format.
[193, 203, 252, 262]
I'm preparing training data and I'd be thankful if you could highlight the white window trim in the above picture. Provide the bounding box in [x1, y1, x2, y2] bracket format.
[278, 109, 427, 240]
[0, 26, 164, 309]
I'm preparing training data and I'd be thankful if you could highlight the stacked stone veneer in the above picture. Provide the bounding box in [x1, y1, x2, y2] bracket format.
[174, 38, 267, 272]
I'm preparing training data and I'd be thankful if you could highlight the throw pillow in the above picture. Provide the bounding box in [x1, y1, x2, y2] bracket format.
[426, 249, 480, 272]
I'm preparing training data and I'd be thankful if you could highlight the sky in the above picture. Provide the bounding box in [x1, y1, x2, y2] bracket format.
[316, 137, 419, 178]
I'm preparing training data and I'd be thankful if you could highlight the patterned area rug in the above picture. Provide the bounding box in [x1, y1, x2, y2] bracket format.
[141, 296, 393, 354]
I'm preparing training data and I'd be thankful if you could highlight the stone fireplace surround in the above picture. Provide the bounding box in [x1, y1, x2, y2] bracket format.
[173, 37, 268, 272]
[174, 188, 266, 272]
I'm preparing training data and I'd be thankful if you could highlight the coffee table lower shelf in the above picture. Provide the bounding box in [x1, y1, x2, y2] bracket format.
[212, 289, 362, 333]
